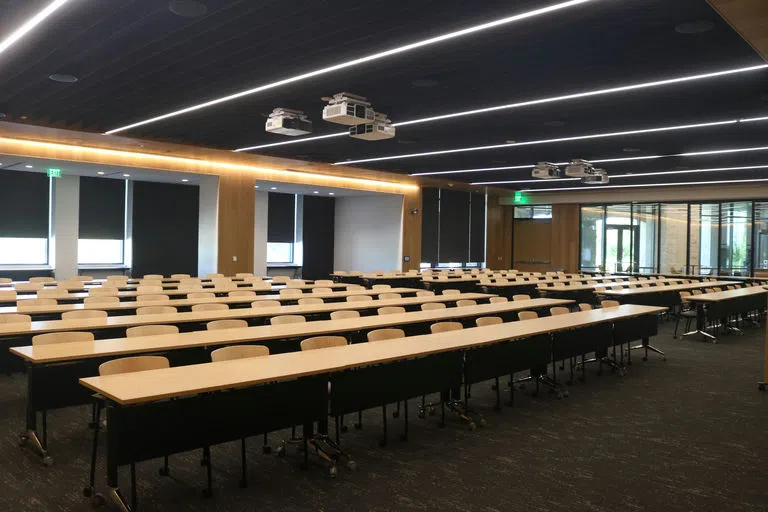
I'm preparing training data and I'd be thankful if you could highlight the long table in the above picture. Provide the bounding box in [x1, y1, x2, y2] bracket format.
[540, 278, 687, 302]
[684, 287, 768, 341]
[602, 281, 741, 307]
[78, 304, 664, 511]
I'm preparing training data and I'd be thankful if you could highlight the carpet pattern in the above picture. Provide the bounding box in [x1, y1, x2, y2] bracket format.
[1, 322, 767, 512]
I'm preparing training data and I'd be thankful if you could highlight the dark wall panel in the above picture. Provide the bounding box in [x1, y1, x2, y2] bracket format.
[268, 192, 295, 243]
[302, 196, 335, 280]
[439, 189, 470, 262]
[0, 170, 49, 237]
[79, 176, 125, 239]
[470, 192, 486, 262]
[421, 188, 439, 263]
[132, 181, 199, 277]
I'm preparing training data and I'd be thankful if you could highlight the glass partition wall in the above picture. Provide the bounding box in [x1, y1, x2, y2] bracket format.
[579, 200, 765, 276]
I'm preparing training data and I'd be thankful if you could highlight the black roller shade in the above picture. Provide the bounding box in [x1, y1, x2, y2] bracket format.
[421, 188, 439, 263]
[438, 189, 470, 262]
[0, 170, 49, 237]
[302, 196, 335, 280]
[469, 192, 486, 262]
[132, 181, 199, 277]
[79, 176, 125, 239]
[268, 192, 296, 243]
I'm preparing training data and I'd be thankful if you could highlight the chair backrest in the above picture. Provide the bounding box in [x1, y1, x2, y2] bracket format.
[136, 286, 164, 294]
[125, 324, 180, 337]
[62, 309, 108, 320]
[0, 313, 32, 324]
[518, 311, 538, 321]
[271, 276, 290, 284]
[286, 280, 306, 287]
[713, 287, 722, 292]
[206, 273, 225, 279]
[441, 289, 461, 295]
[192, 303, 229, 312]
[346, 284, 365, 291]
[330, 310, 360, 320]
[430, 321, 463, 334]
[367, 328, 405, 342]
[32, 331, 95, 346]
[88, 287, 119, 297]
[311, 287, 333, 294]
[171, 273, 191, 279]
[550, 307, 570, 316]
[372, 284, 391, 290]
[279, 288, 303, 298]
[421, 302, 446, 311]
[210, 344, 269, 362]
[188, 292, 216, 300]
[136, 294, 170, 303]
[601, 300, 620, 308]
[691, 289, 703, 295]
[252, 300, 282, 308]
[29, 276, 55, 283]
[300, 335, 347, 351]
[378, 293, 402, 300]
[143, 274, 164, 280]
[476, 316, 503, 327]
[298, 297, 324, 305]
[229, 290, 257, 298]
[377, 306, 405, 315]
[85, 295, 121, 306]
[136, 305, 177, 315]
[19, 298, 57, 307]
[415, 290, 435, 297]
[578, 303, 593, 311]
[99, 355, 170, 376]
[314, 280, 334, 286]
[207, 319, 248, 330]
[512, 294, 531, 301]
[456, 299, 477, 307]
[270, 315, 306, 325]
[489, 296, 508, 303]
[346, 295, 373, 302]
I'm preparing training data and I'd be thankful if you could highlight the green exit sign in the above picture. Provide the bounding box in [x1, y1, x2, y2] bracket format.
[513, 190, 527, 204]
[46, 168, 62, 178]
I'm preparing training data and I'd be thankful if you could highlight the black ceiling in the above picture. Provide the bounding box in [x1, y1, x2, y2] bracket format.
[1, 0, 767, 190]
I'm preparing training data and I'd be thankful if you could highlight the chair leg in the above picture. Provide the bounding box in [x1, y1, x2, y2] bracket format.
[494, 377, 501, 411]
[262, 433, 271, 454]
[202, 446, 213, 498]
[239, 439, 247, 488]
[379, 405, 388, 447]
[130, 463, 137, 511]
[84, 402, 100, 498]
[400, 400, 409, 441]
[355, 410, 363, 430]
[41, 410, 47, 450]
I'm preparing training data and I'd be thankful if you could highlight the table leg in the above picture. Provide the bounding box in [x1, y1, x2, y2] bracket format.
[682, 303, 717, 342]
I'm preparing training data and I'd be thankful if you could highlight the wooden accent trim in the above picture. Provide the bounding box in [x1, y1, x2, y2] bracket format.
[217, 173, 256, 275]
[550, 204, 579, 273]
[401, 190, 422, 271]
[708, 0, 768, 61]
[486, 196, 513, 270]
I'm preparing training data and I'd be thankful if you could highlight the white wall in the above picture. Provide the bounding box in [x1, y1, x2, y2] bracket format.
[52, 175, 79, 280]
[334, 194, 403, 273]
[197, 175, 219, 277]
[253, 190, 268, 275]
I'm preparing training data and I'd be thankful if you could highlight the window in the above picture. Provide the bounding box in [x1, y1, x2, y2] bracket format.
[267, 242, 294, 264]
[78, 239, 124, 265]
[514, 205, 552, 219]
[719, 202, 751, 276]
[0, 238, 48, 265]
[580, 206, 604, 271]
[659, 204, 688, 274]
[78, 177, 127, 265]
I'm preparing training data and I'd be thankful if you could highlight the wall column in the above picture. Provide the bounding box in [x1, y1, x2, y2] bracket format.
[198, 175, 219, 277]
[550, 204, 580, 273]
[217, 172, 255, 275]
[486, 195, 512, 270]
[401, 189, 422, 271]
[253, 190, 268, 276]
[52, 175, 80, 280]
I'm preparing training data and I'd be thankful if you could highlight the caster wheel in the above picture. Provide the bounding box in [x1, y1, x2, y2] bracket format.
[328, 466, 338, 478]
[83, 487, 93, 498]
[158, 467, 170, 476]
[18, 435, 28, 447]
[467, 422, 476, 431]
[238, 479, 248, 489]
[392, 411, 399, 418]
[202, 489, 213, 499]
[262, 446, 272, 454]
[42, 455, 54, 467]
[90, 493, 106, 508]
[354, 423, 362, 430]
[346, 460, 357, 471]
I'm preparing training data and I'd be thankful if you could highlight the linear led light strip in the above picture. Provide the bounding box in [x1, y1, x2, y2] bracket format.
[105, 0, 595, 135]
[334, 116, 768, 165]
[0, 0, 70, 58]
[519, 178, 768, 193]
[0, 137, 418, 192]
[470, 164, 768, 185]
[235, 64, 768, 152]
[468, 146, 768, 184]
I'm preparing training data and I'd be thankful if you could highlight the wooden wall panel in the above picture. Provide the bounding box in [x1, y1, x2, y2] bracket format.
[513, 220, 552, 270]
[401, 190, 422, 271]
[708, 0, 768, 61]
[486, 197, 513, 270]
[217, 172, 255, 276]
[550, 204, 580, 273]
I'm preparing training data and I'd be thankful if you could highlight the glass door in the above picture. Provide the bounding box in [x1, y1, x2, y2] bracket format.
[606, 225, 634, 273]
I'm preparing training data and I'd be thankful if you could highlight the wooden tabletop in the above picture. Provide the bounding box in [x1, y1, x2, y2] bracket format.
[0, 276, 259, 288]
[14, 298, 571, 364]
[686, 286, 768, 302]
[545, 278, 686, 292]
[603, 281, 740, 296]
[78, 304, 665, 405]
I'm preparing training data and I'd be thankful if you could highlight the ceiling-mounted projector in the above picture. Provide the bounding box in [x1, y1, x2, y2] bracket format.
[349, 112, 395, 141]
[582, 168, 609, 185]
[322, 92, 375, 125]
[564, 158, 593, 177]
[531, 162, 561, 179]
[265, 108, 312, 136]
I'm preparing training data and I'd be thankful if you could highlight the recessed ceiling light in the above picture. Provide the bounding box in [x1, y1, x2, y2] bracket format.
[675, 20, 715, 35]
[313, 190, 319, 194]
[122, 173, 130, 177]
[97, 171, 104, 175]
[25, 165, 33, 168]
[0, 0, 71, 58]
[168, 0, 207, 18]
[48, 73, 78, 83]
[181, 179, 189, 182]
[329, 192, 335, 195]
[106, 0, 596, 134]
[254, 185, 259, 188]
[234, 64, 767, 152]
[270, 186, 277, 190]
[505, 140, 516, 144]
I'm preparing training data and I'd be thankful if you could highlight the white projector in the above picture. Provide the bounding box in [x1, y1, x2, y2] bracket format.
[582, 168, 609, 185]
[349, 112, 395, 141]
[265, 108, 312, 136]
[322, 92, 375, 125]
[531, 162, 561, 179]
[564, 159, 593, 177]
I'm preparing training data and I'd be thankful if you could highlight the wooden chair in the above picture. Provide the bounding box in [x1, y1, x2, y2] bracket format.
[270, 315, 306, 325]
[512, 294, 531, 301]
[229, 290, 257, 299]
[207, 319, 248, 330]
[62, 310, 108, 320]
[88, 287, 119, 296]
[187, 292, 216, 300]
[346, 295, 373, 302]
[279, 288, 303, 298]
[286, 280, 306, 287]
[211, 345, 269, 361]
[314, 280, 334, 286]
[19, 298, 57, 307]
[441, 289, 460, 295]
[192, 303, 229, 312]
[136, 294, 170, 303]
[300, 335, 347, 351]
[251, 300, 281, 308]
[32, 331, 95, 345]
[345, 285, 365, 291]
[489, 296, 508, 303]
[674, 291, 697, 338]
[137, 285, 163, 293]
[0, 277, 12, 284]
[330, 310, 360, 320]
[126, 325, 179, 337]
[37, 288, 66, 299]
[29, 276, 55, 283]
[550, 307, 570, 316]
[377, 306, 405, 315]
[578, 303, 593, 311]
[270, 276, 290, 284]
[135, 306, 177, 316]
[142, 274, 164, 280]
[298, 297, 324, 305]
[372, 284, 391, 290]
[170, 274, 191, 279]
[14, 283, 43, 292]
[416, 290, 435, 297]
[476, 316, 502, 327]
[311, 287, 333, 294]
[518, 311, 538, 321]
[378, 293, 401, 300]
[430, 321, 463, 334]
[84, 296, 119, 306]
[421, 302, 446, 311]
[367, 328, 405, 342]
[179, 284, 204, 292]
[601, 300, 620, 308]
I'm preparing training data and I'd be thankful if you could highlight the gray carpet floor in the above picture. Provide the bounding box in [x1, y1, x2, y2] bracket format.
[1, 321, 767, 512]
